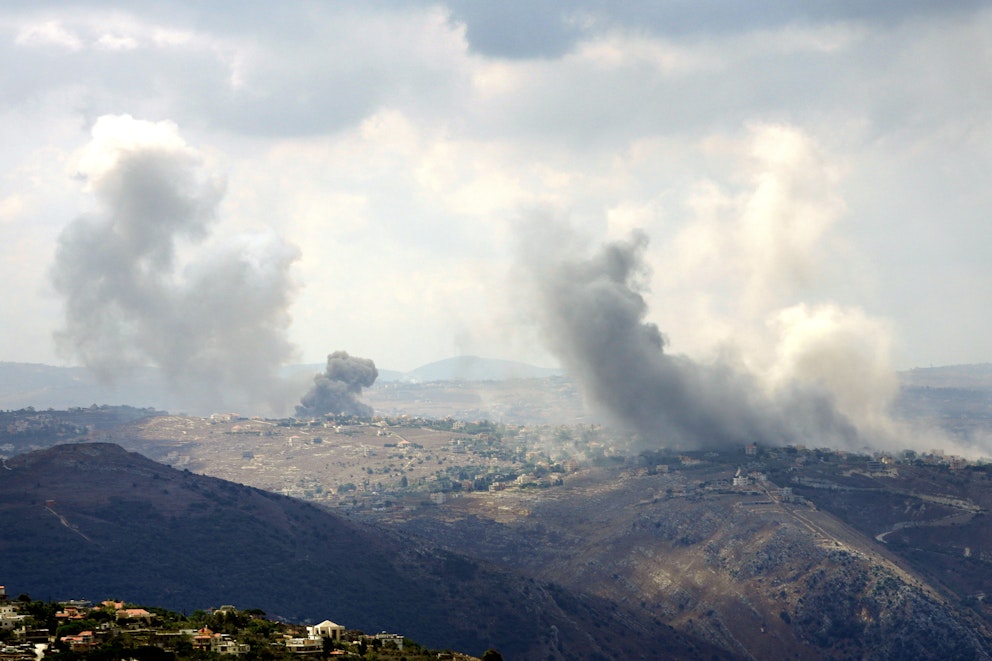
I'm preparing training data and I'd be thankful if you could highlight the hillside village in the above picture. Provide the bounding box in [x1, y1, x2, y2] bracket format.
[0, 586, 487, 661]
[5, 405, 987, 516]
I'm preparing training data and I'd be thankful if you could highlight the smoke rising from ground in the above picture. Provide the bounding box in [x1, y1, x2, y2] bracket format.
[508, 125, 987, 454]
[296, 351, 378, 418]
[518, 215, 879, 450]
[51, 115, 300, 415]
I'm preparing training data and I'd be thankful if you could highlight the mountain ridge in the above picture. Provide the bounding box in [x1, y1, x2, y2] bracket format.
[0, 357, 561, 413]
[2, 359, 990, 429]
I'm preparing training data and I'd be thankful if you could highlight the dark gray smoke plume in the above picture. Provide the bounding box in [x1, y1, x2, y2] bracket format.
[296, 351, 378, 418]
[519, 216, 860, 449]
[50, 116, 299, 415]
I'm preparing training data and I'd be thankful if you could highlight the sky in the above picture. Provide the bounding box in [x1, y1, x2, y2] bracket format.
[2, 1, 991, 391]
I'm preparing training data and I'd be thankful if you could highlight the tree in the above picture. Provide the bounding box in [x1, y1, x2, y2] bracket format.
[481, 649, 503, 661]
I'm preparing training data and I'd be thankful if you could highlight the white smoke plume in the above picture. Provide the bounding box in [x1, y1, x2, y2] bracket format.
[295, 351, 378, 418]
[518, 215, 862, 449]
[51, 115, 300, 415]
[516, 125, 967, 453]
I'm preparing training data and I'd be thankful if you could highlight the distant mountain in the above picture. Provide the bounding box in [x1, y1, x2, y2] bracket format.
[396, 356, 561, 383]
[0, 358, 560, 413]
[899, 363, 992, 389]
[288, 363, 405, 383]
[5, 359, 988, 428]
[284, 356, 559, 384]
[0, 362, 174, 411]
[0, 443, 726, 661]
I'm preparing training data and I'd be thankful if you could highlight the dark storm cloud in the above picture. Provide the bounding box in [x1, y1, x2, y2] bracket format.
[50, 116, 300, 414]
[518, 215, 859, 449]
[442, 0, 989, 58]
[295, 351, 378, 418]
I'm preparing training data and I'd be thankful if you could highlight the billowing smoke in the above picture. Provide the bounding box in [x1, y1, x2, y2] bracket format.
[296, 351, 378, 418]
[518, 215, 863, 449]
[511, 125, 984, 454]
[50, 115, 300, 415]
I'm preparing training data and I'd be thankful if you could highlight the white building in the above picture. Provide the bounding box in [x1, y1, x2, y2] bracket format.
[0, 602, 25, 630]
[307, 620, 345, 642]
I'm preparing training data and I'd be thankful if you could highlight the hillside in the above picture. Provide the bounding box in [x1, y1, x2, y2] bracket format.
[385, 459, 992, 661]
[0, 443, 729, 661]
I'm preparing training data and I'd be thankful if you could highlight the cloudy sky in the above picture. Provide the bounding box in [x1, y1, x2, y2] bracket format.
[3, 0, 991, 384]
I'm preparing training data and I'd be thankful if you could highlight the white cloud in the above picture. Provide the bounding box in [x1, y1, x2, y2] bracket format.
[73, 114, 189, 184]
[95, 33, 137, 50]
[0, 194, 24, 223]
[15, 20, 82, 50]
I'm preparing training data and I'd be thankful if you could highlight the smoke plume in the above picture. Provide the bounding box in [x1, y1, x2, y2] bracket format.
[51, 115, 300, 415]
[296, 351, 378, 418]
[509, 126, 977, 454]
[518, 215, 864, 450]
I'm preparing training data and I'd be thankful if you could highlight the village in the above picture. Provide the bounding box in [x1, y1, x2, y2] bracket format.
[0, 585, 486, 661]
[112, 411, 984, 517]
[3, 406, 984, 522]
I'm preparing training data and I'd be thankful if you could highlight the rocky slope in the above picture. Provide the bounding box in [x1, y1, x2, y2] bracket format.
[385, 465, 992, 660]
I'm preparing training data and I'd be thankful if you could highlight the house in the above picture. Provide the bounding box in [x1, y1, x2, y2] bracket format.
[55, 606, 86, 621]
[116, 608, 153, 623]
[212, 638, 250, 655]
[60, 631, 98, 652]
[193, 628, 249, 655]
[193, 627, 216, 650]
[0, 602, 25, 630]
[307, 620, 344, 642]
[373, 632, 404, 650]
[285, 638, 323, 655]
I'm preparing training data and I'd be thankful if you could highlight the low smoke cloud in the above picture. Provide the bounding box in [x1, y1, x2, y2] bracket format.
[296, 351, 378, 418]
[51, 115, 300, 415]
[518, 215, 868, 450]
